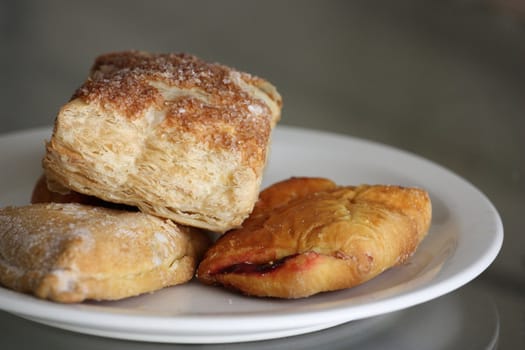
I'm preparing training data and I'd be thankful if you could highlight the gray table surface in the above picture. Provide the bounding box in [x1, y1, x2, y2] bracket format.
[1, 1, 523, 349]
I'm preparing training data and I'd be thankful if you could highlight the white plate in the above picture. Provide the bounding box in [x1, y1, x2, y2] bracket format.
[0, 126, 503, 344]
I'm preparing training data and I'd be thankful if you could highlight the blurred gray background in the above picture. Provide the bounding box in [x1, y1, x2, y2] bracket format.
[1, 0, 524, 348]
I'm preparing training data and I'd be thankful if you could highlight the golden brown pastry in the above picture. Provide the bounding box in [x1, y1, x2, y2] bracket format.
[31, 174, 135, 211]
[0, 203, 210, 303]
[197, 177, 432, 298]
[43, 51, 282, 233]
[31, 174, 107, 206]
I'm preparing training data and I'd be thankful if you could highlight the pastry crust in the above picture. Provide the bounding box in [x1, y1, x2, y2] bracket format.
[31, 174, 108, 206]
[43, 51, 282, 232]
[197, 177, 432, 298]
[0, 203, 210, 303]
[31, 174, 134, 211]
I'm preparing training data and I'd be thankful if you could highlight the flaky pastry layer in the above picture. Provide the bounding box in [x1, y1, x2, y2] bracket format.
[43, 51, 282, 232]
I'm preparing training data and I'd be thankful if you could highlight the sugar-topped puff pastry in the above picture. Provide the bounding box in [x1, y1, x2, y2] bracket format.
[197, 177, 432, 298]
[0, 203, 210, 303]
[43, 51, 282, 233]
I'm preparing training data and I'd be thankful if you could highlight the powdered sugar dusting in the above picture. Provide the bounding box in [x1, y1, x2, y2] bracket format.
[114, 227, 136, 238]
[248, 104, 264, 115]
[0, 204, 99, 271]
[48, 269, 78, 293]
[151, 231, 173, 266]
[72, 226, 94, 250]
[154, 231, 169, 244]
[0, 203, 198, 301]
[152, 255, 163, 267]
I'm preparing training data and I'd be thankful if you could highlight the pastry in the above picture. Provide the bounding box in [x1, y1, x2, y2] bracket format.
[31, 174, 107, 206]
[31, 174, 135, 211]
[0, 203, 210, 303]
[43, 51, 282, 233]
[197, 177, 432, 298]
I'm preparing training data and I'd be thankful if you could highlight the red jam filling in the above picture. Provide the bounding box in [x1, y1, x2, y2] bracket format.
[218, 254, 299, 275]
